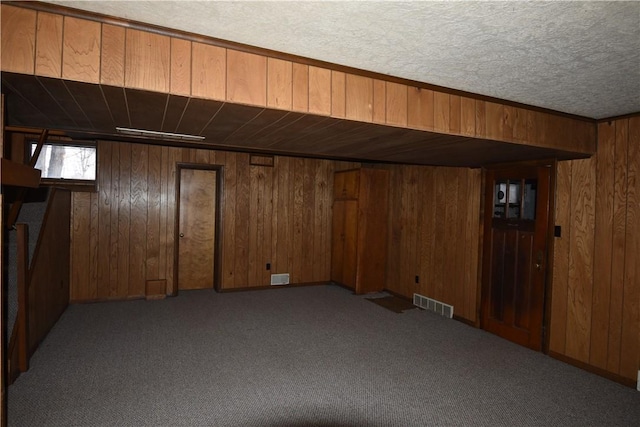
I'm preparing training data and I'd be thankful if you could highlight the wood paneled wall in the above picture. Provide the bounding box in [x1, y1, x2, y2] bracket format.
[550, 116, 640, 382]
[0, 3, 595, 154]
[70, 140, 359, 300]
[384, 165, 482, 322]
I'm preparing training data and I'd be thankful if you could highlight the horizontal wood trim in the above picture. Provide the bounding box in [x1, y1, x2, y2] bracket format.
[5, 1, 595, 123]
[217, 281, 329, 293]
[597, 111, 640, 123]
[548, 350, 637, 389]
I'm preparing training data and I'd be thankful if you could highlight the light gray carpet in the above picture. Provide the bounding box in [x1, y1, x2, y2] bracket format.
[8, 285, 640, 426]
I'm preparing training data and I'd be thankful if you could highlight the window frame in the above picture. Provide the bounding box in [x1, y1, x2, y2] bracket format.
[28, 139, 98, 192]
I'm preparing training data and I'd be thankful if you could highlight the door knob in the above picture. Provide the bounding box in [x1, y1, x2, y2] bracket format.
[535, 250, 543, 271]
[179, 233, 184, 238]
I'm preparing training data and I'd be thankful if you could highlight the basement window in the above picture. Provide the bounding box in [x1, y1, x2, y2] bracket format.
[30, 141, 97, 191]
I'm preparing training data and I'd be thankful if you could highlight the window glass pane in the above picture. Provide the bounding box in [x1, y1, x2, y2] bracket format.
[507, 181, 521, 219]
[493, 180, 507, 218]
[32, 143, 96, 180]
[523, 179, 537, 220]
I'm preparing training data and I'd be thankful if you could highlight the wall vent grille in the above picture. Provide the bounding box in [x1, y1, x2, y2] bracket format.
[270, 273, 290, 286]
[413, 293, 454, 318]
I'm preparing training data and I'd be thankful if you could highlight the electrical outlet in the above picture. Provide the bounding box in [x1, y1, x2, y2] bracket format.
[415, 275, 420, 284]
[266, 263, 271, 271]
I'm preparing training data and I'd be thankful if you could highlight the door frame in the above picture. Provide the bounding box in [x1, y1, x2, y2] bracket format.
[173, 163, 224, 295]
[479, 159, 557, 354]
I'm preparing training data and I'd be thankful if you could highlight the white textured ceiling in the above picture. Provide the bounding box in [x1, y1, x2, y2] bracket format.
[49, 1, 640, 119]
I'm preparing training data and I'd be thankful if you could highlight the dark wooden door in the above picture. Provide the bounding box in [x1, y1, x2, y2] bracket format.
[481, 164, 552, 350]
[177, 167, 217, 290]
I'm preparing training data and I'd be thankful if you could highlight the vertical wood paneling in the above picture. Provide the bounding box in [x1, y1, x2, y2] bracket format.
[125, 29, 170, 92]
[403, 167, 419, 297]
[1, 5, 36, 74]
[292, 63, 309, 112]
[302, 159, 316, 281]
[274, 156, 288, 275]
[100, 24, 125, 86]
[70, 193, 91, 301]
[249, 166, 260, 285]
[35, 12, 63, 78]
[550, 116, 640, 383]
[226, 50, 267, 107]
[432, 168, 447, 302]
[454, 168, 468, 317]
[267, 58, 292, 110]
[589, 122, 616, 369]
[372, 79, 387, 125]
[270, 155, 280, 276]
[308, 66, 331, 116]
[565, 157, 596, 363]
[550, 160, 572, 354]
[191, 42, 226, 100]
[170, 38, 191, 96]
[157, 147, 169, 290]
[443, 169, 459, 304]
[234, 153, 251, 287]
[345, 74, 373, 122]
[433, 92, 450, 133]
[146, 146, 162, 281]
[607, 119, 629, 373]
[166, 147, 181, 292]
[485, 102, 505, 141]
[62, 16, 100, 83]
[417, 167, 436, 299]
[385, 82, 408, 127]
[449, 95, 462, 135]
[292, 158, 305, 283]
[331, 71, 346, 118]
[88, 192, 99, 299]
[222, 153, 237, 287]
[96, 142, 112, 299]
[117, 143, 131, 297]
[466, 169, 482, 321]
[262, 164, 274, 285]
[313, 161, 329, 281]
[460, 97, 476, 137]
[475, 101, 487, 138]
[108, 145, 120, 297]
[511, 107, 528, 143]
[385, 165, 480, 320]
[129, 143, 148, 297]
[407, 87, 434, 131]
[620, 117, 640, 380]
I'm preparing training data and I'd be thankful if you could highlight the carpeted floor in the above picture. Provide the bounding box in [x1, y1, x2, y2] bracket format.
[8, 285, 640, 426]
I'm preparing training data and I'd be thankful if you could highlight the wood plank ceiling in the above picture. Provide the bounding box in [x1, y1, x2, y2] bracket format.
[1, 72, 589, 168]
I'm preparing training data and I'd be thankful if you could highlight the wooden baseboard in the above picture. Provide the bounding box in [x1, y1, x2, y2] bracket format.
[219, 281, 329, 293]
[548, 350, 637, 389]
[453, 314, 478, 328]
[70, 295, 146, 304]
